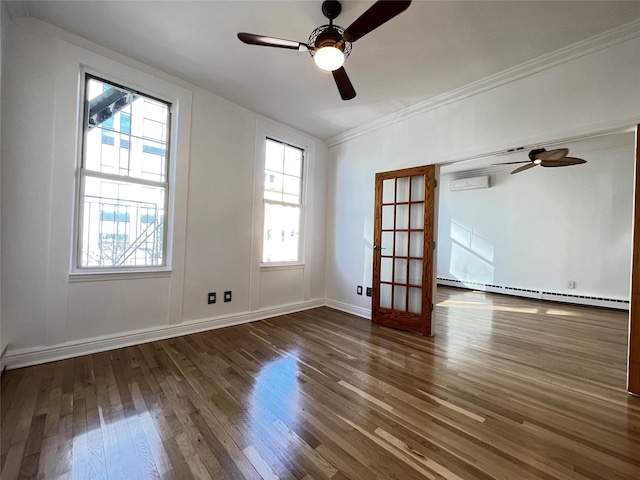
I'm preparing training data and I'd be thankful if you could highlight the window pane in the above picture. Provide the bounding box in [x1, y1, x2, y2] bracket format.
[264, 190, 282, 202]
[283, 174, 301, 198]
[410, 175, 425, 201]
[395, 231, 408, 256]
[396, 177, 409, 202]
[381, 231, 394, 252]
[394, 286, 407, 311]
[265, 139, 284, 172]
[410, 232, 423, 257]
[284, 145, 302, 177]
[265, 170, 283, 197]
[381, 257, 392, 283]
[394, 258, 407, 284]
[80, 175, 166, 268]
[143, 118, 164, 141]
[408, 288, 422, 314]
[410, 203, 424, 229]
[282, 193, 300, 204]
[382, 179, 395, 204]
[409, 260, 422, 285]
[396, 204, 409, 229]
[382, 205, 394, 229]
[84, 77, 169, 182]
[262, 203, 300, 262]
[380, 283, 392, 309]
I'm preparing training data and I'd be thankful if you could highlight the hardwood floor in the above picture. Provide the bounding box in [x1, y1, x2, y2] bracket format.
[2, 286, 639, 479]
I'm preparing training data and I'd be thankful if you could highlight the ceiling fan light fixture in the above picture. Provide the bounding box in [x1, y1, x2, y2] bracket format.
[313, 45, 345, 71]
[238, 1, 412, 100]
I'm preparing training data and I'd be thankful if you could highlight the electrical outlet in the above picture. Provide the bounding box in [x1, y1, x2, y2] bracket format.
[366, 287, 372, 297]
[208, 292, 216, 304]
[357, 286, 363, 295]
[567, 281, 576, 289]
[224, 291, 232, 302]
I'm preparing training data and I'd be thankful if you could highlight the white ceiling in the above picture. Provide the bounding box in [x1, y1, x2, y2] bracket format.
[8, 1, 640, 140]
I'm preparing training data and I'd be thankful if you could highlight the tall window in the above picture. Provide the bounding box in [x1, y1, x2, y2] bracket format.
[77, 75, 171, 269]
[262, 138, 304, 263]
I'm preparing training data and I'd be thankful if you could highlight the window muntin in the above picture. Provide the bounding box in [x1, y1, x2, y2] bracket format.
[262, 138, 304, 263]
[77, 75, 171, 269]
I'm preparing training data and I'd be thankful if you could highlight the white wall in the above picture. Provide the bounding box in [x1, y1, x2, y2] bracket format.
[438, 139, 634, 300]
[1, 17, 328, 366]
[326, 34, 640, 314]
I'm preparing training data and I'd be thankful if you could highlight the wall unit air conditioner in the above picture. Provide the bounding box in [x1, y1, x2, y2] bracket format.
[449, 175, 490, 192]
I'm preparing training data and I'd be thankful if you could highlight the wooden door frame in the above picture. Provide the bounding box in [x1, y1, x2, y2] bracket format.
[628, 124, 640, 396]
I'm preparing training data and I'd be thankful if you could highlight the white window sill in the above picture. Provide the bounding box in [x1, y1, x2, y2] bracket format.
[260, 263, 305, 272]
[68, 269, 172, 283]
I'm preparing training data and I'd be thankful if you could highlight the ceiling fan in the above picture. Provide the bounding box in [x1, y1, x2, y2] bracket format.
[493, 148, 587, 174]
[237, 0, 411, 100]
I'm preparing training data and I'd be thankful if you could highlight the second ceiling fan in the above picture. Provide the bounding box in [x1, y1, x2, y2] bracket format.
[494, 148, 587, 174]
[238, 0, 412, 100]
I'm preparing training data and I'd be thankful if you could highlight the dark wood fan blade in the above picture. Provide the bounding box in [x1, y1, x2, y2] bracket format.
[238, 33, 307, 51]
[491, 161, 530, 165]
[332, 67, 356, 100]
[534, 148, 569, 161]
[511, 163, 537, 174]
[343, 0, 412, 43]
[541, 157, 586, 167]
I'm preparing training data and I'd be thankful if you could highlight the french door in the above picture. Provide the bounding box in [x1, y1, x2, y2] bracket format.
[372, 165, 437, 335]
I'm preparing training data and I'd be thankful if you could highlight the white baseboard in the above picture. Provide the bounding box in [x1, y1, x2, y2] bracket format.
[11, 281, 623, 371]
[4, 299, 324, 370]
[325, 299, 371, 319]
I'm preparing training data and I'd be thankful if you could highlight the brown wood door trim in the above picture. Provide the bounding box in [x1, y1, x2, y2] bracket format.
[629, 124, 640, 396]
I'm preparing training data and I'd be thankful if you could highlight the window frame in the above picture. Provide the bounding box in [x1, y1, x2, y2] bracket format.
[260, 136, 307, 267]
[72, 72, 173, 273]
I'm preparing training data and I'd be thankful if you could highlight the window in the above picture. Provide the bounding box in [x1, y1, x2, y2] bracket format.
[262, 138, 304, 263]
[76, 75, 170, 269]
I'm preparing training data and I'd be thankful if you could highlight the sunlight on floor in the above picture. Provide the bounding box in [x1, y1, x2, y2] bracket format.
[437, 299, 580, 317]
[248, 355, 302, 464]
[437, 299, 538, 314]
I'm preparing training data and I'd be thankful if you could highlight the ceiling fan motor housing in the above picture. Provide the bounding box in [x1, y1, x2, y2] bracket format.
[316, 26, 343, 50]
[529, 148, 546, 160]
[308, 25, 352, 58]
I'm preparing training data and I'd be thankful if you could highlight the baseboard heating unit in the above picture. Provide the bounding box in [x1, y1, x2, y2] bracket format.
[437, 278, 630, 310]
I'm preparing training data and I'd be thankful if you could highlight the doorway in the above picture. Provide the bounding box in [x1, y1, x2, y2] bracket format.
[434, 128, 639, 396]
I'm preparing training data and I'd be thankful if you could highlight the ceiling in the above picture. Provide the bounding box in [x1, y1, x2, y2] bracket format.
[8, 1, 640, 140]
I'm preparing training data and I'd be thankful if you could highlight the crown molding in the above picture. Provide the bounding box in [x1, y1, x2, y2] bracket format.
[5, 1, 31, 20]
[327, 18, 640, 148]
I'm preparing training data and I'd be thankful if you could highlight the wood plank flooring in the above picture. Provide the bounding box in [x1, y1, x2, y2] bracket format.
[2, 286, 640, 479]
